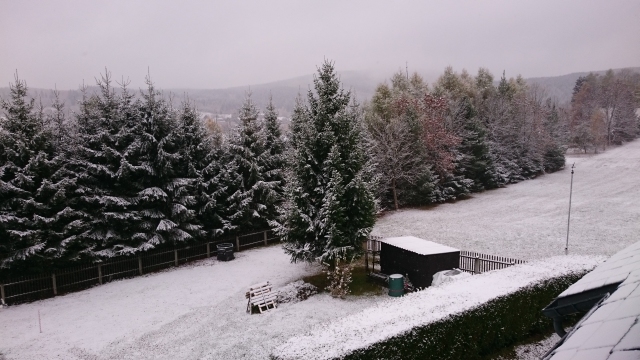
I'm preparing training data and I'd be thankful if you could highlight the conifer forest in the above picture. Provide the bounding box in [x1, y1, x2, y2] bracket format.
[1, 62, 639, 277]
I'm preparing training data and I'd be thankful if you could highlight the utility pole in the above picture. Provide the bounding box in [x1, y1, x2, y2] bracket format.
[565, 163, 575, 255]
[405, 62, 409, 80]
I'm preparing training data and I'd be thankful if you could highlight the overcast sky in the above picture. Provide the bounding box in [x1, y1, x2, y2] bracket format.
[1, 0, 639, 90]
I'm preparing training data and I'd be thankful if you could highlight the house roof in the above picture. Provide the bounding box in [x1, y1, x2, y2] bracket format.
[380, 236, 459, 256]
[544, 241, 640, 360]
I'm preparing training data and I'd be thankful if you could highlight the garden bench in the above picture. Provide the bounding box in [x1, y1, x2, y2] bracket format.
[245, 281, 278, 314]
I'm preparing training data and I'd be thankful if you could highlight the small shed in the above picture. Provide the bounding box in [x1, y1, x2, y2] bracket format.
[380, 236, 460, 289]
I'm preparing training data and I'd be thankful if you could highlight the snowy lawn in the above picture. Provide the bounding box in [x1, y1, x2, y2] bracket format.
[0, 245, 385, 360]
[374, 139, 640, 260]
[2, 141, 638, 359]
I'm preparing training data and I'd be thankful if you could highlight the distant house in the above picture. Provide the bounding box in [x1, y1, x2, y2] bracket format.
[542, 241, 640, 359]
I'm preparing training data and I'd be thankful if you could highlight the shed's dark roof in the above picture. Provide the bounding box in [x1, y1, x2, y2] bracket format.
[544, 241, 640, 360]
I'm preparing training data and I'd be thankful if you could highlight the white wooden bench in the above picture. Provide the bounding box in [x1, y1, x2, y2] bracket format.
[245, 281, 278, 314]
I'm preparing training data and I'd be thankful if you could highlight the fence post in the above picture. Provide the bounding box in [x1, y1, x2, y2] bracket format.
[98, 265, 103, 285]
[473, 257, 481, 275]
[138, 257, 143, 275]
[263, 231, 268, 245]
[0, 283, 5, 305]
[174, 249, 178, 266]
[52, 274, 57, 295]
[365, 249, 369, 273]
[206, 243, 211, 258]
[236, 236, 240, 252]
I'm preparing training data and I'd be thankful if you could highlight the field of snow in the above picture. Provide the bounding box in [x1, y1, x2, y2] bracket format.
[0, 246, 385, 359]
[374, 139, 640, 260]
[1, 141, 638, 359]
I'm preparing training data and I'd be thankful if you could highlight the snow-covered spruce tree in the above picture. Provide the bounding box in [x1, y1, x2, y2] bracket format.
[124, 77, 202, 252]
[0, 75, 65, 270]
[40, 90, 88, 265]
[176, 101, 228, 239]
[226, 93, 277, 231]
[260, 97, 286, 222]
[68, 73, 140, 258]
[274, 61, 375, 276]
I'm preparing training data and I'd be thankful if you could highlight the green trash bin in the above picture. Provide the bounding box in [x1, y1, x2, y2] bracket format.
[388, 274, 404, 297]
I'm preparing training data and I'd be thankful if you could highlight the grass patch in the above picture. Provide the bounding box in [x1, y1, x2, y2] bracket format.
[302, 263, 385, 296]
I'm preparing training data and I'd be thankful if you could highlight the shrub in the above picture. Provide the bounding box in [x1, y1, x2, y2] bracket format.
[341, 272, 585, 360]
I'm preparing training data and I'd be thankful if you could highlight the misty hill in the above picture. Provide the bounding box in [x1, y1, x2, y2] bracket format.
[0, 71, 382, 120]
[169, 70, 382, 117]
[525, 67, 640, 104]
[3, 67, 639, 121]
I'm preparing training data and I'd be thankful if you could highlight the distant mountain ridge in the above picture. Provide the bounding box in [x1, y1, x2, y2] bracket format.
[0, 71, 382, 119]
[525, 67, 640, 104]
[2, 67, 639, 119]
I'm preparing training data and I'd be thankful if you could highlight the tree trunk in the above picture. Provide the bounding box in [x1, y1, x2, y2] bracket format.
[392, 177, 399, 210]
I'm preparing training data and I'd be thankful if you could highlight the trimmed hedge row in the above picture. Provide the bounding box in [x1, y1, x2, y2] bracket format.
[339, 272, 586, 360]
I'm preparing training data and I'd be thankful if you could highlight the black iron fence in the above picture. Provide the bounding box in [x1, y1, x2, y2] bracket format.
[0, 230, 278, 305]
[459, 250, 526, 274]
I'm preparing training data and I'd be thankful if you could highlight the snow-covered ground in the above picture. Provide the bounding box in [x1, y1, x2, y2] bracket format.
[0, 246, 385, 359]
[2, 141, 638, 359]
[495, 332, 560, 360]
[272, 256, 602, 360]
[374, 139, 640, 260]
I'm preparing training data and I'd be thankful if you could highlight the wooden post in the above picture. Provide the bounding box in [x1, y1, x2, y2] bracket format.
[473, 257, 481, 275]
[174, 249, 178, 266]
[52, 274, 57, 295]
[0, 284, 5, 305]
[98, 265, 103, 285]
[365, 250, 369, 273]
[263, 231, 268, 245]
[138, 257, 143, 275]
[236, 236, 240, 252]
[206, 243, 211, 258]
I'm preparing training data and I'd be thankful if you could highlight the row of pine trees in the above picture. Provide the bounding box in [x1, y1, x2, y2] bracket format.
[0, 72, 285, 274]
[365, 68, 569, 210]
[7, 63, 633, 276]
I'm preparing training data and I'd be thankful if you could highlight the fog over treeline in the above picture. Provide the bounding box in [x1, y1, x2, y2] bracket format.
[2, 66, 638, 120]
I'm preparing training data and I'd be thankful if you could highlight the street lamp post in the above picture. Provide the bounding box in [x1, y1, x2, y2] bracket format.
[565, 163, 575, 255]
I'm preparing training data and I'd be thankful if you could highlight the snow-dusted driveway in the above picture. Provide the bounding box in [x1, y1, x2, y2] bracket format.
[0, 246, 383, 359]
[374, 140, 640, 260]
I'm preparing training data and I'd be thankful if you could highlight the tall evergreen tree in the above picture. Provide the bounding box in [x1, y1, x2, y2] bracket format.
[261, 97, 286, 221]
[275, 61, 375, 267]
[226, 93, 276, 231]
[68, 73, 139, 258]
[126, 77, 200, 252]
[177, 101, 227, 239]
[0, 75, 61, 269]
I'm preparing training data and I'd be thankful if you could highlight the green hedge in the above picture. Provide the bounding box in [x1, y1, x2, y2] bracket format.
[340, 272, 586, 360]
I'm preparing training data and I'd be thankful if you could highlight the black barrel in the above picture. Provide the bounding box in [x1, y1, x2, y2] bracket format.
[217, 243, 235, 261]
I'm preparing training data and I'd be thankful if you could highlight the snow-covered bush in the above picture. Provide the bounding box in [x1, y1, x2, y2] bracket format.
[325, 261, 353, 299]
[277, 280, 318, 304]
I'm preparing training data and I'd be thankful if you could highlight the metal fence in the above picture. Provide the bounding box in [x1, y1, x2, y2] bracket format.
[0, 230, 278, 305]
[459, 250, 526, 274]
